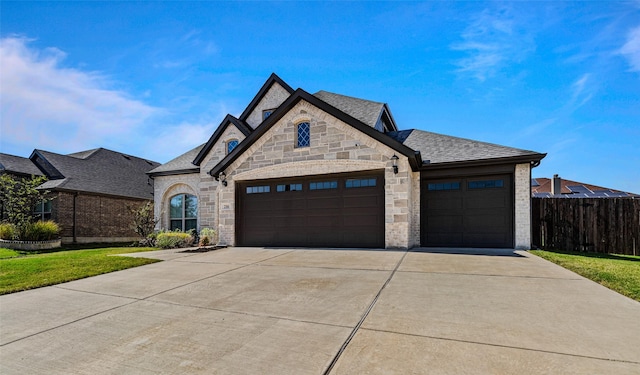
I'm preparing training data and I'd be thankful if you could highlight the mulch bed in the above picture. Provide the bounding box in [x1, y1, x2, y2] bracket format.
[179, 245, 227, 253]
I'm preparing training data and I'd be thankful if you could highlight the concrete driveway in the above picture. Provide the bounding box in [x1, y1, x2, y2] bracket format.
[1, 247, 639, 374]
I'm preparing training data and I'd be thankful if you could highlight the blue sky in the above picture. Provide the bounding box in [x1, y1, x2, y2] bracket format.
[1, 1, 639, 192]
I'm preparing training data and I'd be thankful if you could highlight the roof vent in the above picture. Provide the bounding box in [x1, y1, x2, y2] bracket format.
[122, 154, 131, 160]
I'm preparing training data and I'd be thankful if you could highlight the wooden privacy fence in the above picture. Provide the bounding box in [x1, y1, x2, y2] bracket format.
[532, 198, 640, 255]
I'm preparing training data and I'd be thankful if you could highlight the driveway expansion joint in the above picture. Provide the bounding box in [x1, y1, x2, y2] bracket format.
[361, 327, 640, 365]
[322, 249, 410, 375]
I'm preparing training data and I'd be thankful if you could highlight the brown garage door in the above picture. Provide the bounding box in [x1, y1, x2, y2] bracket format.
[237, 171, 384, 248]
[421, 174, 513, 248]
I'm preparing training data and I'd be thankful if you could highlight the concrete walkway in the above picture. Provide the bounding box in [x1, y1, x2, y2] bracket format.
[1, 247, 638, 374]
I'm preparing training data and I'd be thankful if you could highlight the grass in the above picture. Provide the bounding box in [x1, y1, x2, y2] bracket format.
[0, 246, 161, 295]
[530, 250, 640, 302]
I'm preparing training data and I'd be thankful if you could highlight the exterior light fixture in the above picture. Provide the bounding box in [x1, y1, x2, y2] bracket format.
[391, 154, 399, 174]
[219, 171, 228, 187]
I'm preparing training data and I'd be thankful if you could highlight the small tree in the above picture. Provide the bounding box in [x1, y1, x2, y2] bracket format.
[0, 174, 51, 235]
[128, 201, 156, 238]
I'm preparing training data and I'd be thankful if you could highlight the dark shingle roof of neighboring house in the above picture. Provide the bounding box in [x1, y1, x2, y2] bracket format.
[147, 144, 204, 176]
[313, 91, 385, 128]
[0, 153, 43, 177]
[532, 177, 639, 198]
[388, 129, 544, 166]
[31, 148, 160, 200]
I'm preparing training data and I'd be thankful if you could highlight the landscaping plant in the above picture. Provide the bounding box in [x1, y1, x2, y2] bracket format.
[156, 230, 194, 248]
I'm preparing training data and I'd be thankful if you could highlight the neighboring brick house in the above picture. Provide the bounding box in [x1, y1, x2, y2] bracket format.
[532, 174, 639, 198]
[149, 74, 546, 249]
[0, 149, 159, 244]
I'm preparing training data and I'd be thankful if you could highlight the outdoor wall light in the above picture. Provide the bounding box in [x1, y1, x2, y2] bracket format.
[219, 171, 228, 187]
[391, 154, 399, 174]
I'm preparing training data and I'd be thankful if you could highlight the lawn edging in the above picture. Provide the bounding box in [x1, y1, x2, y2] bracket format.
[0, 238, 62, 251]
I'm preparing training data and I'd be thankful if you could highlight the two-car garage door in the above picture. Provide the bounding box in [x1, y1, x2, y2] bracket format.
[237, 171, 384, 248]
[421, 174, 513, 248]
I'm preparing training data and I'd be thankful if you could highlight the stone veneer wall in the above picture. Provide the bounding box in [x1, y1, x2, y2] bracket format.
[152, 174, 200, 230]
[514, 163, 532, 249]
[216, 99, 414, 248]
[245, 82, 291, 129]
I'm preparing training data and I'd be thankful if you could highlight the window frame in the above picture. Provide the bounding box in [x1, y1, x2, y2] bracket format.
[226, 139, 239, 154]
[169, 193, 198, 231]
[296, 122, 311, 148]
[33, 200, 52, 221]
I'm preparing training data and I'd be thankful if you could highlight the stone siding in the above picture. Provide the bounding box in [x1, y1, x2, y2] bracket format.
[245, 82, 291, 128]
[152, 173, 200, 230]
[514, 163, 532, 249]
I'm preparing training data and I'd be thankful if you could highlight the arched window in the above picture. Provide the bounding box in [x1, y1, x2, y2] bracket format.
[227, 139, 239, 154]
[169, 194, 197, 231]
[296, 122, 310, 147]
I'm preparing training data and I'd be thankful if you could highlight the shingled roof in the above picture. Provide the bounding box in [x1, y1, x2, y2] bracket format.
[313, 91, 385, 128]
[31, 148, 159, 200]
[532, 177, 639, 198]
[0, 153, 43, 177]
[147, 144, 204, 176]
[388, 129, 544, 166]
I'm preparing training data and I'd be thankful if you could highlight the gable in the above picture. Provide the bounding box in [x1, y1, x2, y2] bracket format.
[193, 115, 252, 166]
[239, 73, 295, 129]
[226, 99, 397, 180]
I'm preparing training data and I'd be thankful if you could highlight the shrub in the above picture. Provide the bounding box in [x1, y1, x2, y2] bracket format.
[0, 223, 18, 240]
[21, 221, 60, 241]
[156, 231, 194, 249]
[199, 228, 217, 246]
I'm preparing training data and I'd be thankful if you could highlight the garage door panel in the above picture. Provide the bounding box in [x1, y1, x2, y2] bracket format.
[238, 171, 384, 248]
[422, 174, 513, 248]
[427, 197, 463, 210]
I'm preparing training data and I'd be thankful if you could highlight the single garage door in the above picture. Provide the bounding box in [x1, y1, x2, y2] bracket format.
[237, 171, 384, 248]
[421, 174, 513, 248]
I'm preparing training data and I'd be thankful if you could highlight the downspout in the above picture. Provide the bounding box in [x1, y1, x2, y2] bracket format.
[73, 192, 78, 244]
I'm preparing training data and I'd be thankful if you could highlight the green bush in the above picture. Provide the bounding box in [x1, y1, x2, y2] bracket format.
[199, 227, 217, 246]
[156, 231, 194, 249]
[22, 221, 60, 241]
[0, 223, 18, 240]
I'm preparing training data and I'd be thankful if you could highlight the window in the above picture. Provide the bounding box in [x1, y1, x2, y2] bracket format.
[427, 182, 460, 191]
[170, 194, 197, 231]
[346, 178, 377, 188]
[246, 185, 270, 194]
[227, 139, 239, 154]
[34, 200, 52, 220]
[296, 122, 310, 147]
[468, 180, 504, 189]
[263, 109, 275, 120]
[276, 183, 303, 192]
[309, 181, 337, 190]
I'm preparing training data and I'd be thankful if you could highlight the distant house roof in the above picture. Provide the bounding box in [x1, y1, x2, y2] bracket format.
[388, 129, 544, 166]
[0, 153, 44, 177]
[30, 148, 160, 200]
[532, 177, 639, 198]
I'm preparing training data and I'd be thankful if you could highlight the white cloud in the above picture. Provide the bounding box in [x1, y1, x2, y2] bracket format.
[0, 36, 158, 153]
[451, 7, 536, 81]
[619, 25, 640, 72]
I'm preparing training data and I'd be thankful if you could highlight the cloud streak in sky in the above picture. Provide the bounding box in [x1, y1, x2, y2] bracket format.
[619, 25, 640, 72]
[0, 36, 158, 153]
[451, 7, 536, 81]
[0, 36, 228, 163]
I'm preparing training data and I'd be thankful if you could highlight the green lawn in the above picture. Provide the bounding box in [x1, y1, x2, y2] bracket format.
[530, 250, 640, 302]
[0, 247, 161, 295]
